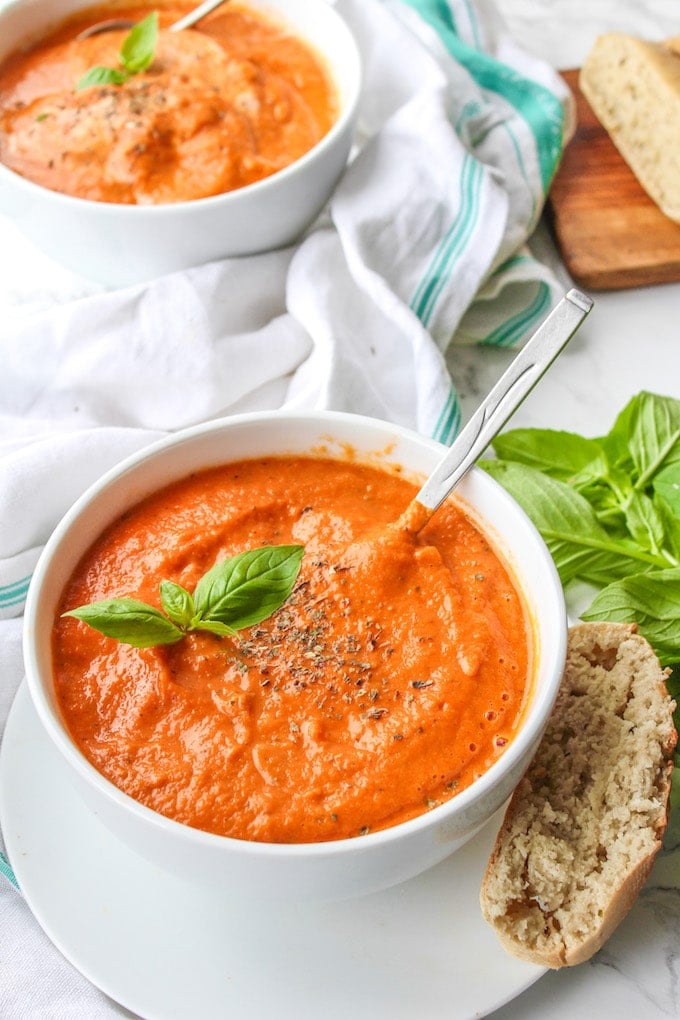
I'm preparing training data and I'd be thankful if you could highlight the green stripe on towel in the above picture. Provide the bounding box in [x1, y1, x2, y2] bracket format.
[0, 851, 19, 890]
[0, 575, 31, 608]
[410, 153, 483, 327]
[433, 386, 462, 444]
[401, 0, 565, 192]
[481, 281, 551, 347]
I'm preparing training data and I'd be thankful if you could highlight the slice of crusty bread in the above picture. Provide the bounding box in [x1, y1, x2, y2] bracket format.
[480, 622, 677, 968]
[579, 32, 680, 223]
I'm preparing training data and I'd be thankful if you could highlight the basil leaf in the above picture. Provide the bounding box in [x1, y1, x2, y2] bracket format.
[76, 66, 129, 91]
[194, 545, 304, 630]
[653, 491, 680, 563]
[604, 392, 680, 484]
[193, 619, 238, 638]
[485, 393, 680, 798]
[653, 462, 680, 515]
[159, 580, 195, 628]
[120, 11, 158, 74]
[63, 598, 183, 647]
[76, 12, 158, 92]
[582, 568, 680, 665]
[631, 393, 680, 486]
[621, 489, 667, 556]
[599, 393, 640, 472]
[481, 460, 662, 585]
[653, 464, 680, 561]
[577, 481, 627, 531]
[492, 428, 609, 483]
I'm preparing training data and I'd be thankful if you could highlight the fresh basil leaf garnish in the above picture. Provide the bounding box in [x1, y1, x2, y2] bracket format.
[76, 65, 130, 91]
[120, 11, 158, 74]
[62, 544, 304, 649]
[63, 598, 183, 647]
[194, 545, 305, 630]
[192, 619, 238, 638]
[76, 11, 158, 92]
[159, 579, 195, 628]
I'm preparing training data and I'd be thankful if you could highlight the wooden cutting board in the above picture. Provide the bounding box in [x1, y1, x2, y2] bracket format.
[546, 69, 680, 290]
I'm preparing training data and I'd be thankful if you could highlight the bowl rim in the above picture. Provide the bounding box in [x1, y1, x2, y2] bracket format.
[0, 0, 362, 213]
[23, 409, 567, 859]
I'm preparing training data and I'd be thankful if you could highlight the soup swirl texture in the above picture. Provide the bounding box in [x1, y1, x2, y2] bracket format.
[53, 457, 532, 843]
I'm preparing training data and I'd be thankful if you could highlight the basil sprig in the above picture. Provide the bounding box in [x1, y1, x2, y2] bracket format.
[76, 12, 158, 91]
[482, 391, 680, 607]
[63, 544, 304, 648]
[480, 390, 680, 829]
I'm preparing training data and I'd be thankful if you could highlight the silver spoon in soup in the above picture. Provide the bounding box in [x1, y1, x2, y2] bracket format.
[399, 287, 593, 536]
[325, 288, 592, 613]
[337, 287, 593, 585]
[77, 0, 229, 38]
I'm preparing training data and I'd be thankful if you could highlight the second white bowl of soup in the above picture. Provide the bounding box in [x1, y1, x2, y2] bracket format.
[0, 0, 361, 284]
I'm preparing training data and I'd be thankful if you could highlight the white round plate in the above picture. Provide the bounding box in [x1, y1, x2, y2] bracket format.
[0, 683, 545, 1020]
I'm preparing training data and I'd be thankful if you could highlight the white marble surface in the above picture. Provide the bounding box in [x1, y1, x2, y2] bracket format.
[494, 0, 680, 69]
[0, 0, 679, 1017]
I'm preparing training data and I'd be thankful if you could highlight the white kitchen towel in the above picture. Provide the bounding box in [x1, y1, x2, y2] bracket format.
[0, 0, 571, 1014]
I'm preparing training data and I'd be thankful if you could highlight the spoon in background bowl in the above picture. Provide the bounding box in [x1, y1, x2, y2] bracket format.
[77, 0, 229, 39]
[397, 288, 593, 536]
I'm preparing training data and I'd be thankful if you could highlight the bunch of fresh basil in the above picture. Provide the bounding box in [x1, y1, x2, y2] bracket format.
[482, 390, 680, 837]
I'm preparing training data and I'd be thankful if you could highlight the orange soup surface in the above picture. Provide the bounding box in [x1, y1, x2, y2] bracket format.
[0, 1, 338, 203]
[53, 456, 532, 843]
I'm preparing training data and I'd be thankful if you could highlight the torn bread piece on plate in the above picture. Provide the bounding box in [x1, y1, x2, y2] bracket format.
[480, 622, 677, 968]
[579, 32, 680, 223]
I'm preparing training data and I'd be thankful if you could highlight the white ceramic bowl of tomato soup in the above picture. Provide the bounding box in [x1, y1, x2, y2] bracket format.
[23, 411, 567, 901]
[0, 0, 360, 286]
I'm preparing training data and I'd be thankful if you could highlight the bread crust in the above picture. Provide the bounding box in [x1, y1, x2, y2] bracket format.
[480, 622, 677, 968]
[579, 32, 680, 223]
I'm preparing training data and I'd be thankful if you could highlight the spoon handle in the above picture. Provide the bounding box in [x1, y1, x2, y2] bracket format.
[413, 288, 593, 517]
[170, 0, 228, 32]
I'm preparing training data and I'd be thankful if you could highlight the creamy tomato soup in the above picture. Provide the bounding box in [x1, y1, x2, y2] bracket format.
[0, 2, 338, 203]
[53, 456, 532, 844]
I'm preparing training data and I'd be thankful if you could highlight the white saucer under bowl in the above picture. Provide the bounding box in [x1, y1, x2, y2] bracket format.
[0, 683, 545, 1019]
